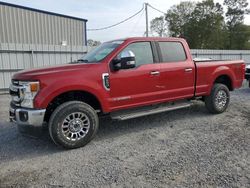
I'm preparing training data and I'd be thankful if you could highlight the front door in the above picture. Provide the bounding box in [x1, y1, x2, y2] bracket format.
[109, 42, 161, 111]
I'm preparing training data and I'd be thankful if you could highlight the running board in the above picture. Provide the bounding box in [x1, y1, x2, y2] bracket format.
[111, 101, 191, 121]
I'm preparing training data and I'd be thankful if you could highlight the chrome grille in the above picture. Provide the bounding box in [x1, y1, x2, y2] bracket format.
[12, 80, 19, 86]
[9, 80, 22, 104]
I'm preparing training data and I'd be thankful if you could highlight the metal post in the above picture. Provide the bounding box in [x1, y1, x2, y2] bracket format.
[30, 49, 34, 68]
[145, 3, 149, 37]
[70, 34, 73, 62]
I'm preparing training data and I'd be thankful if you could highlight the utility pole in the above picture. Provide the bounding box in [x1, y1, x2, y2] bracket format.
[145, 2, 149, 37]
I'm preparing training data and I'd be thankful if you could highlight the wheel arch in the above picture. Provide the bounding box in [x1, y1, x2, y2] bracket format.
[43, 90, 103, 123]
[213, 74, 233, 91]
[209, 65, 236, 94]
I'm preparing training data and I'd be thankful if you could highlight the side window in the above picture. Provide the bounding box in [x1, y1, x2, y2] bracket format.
[119, 42, 154, 67]
[159, 42, 186, 62]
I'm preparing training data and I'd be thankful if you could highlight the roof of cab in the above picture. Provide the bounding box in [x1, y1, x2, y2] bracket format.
[108, 37, 186, 43]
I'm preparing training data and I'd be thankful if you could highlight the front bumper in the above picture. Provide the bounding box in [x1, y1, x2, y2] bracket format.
[9, 104, 46, 127]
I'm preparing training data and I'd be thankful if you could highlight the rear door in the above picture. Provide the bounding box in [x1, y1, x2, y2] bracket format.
[157, 41, 195, 100]
[109, 41, 161, 110]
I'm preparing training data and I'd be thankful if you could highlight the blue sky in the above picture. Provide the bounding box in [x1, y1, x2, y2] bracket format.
[2, 0, 250, 42]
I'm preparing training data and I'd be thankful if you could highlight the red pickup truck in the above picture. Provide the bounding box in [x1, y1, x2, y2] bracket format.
[9, 37, 245, 149]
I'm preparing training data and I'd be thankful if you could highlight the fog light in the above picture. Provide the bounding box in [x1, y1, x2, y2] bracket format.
[19, 111, 28, 122]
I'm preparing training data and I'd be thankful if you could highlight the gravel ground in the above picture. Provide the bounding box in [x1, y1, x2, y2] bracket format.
[0, 84, 249, 188]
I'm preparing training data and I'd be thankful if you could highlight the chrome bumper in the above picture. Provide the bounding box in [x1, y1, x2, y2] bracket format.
[9, 105, 46, 127]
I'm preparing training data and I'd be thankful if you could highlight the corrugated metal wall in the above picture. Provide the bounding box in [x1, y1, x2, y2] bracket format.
[0, 43, 87, 90]
[0, 2, 88, 91]
[0, 3, 86, 46]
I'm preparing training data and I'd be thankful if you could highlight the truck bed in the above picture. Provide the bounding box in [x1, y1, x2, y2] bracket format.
[194, 60, 245, 96]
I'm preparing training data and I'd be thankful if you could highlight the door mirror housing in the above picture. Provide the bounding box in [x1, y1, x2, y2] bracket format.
[111, 50, 136, 71]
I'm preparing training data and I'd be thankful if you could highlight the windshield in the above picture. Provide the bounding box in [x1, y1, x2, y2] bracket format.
[78, 40, 124, 63]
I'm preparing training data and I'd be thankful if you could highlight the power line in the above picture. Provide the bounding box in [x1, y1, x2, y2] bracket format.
[87, 3, 167, 34]
[87, 4, 144, 31]
[147, 4, 167, 15]
[129, 8, 145, 36]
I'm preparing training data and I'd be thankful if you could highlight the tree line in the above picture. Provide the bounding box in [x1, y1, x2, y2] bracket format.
[150, 0, 250, 49]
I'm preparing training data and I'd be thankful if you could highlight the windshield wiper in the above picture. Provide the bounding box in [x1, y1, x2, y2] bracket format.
[77, 59, 89, 63]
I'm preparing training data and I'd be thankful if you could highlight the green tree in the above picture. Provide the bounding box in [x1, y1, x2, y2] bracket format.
[224, 0, 250, 49]
[165, 1, 196, 37]
[228, 24, 250, 49]
[164, 0, 226, 49]
[150, 16, 167, 37]
[186, 0, 226, 49]
[151, 0, 250, 49]
[224, 0, 249, 27]
[244, 26, 250, 49]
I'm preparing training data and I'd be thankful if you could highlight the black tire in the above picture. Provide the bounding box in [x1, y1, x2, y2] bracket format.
[48, 101, 99, 149]
[205, 83, 230, 114]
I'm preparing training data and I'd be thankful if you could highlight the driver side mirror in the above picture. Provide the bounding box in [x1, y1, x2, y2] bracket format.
[111, 50, 136, 71]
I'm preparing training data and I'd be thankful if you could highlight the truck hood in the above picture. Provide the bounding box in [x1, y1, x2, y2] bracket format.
[13, 63, 98, 80]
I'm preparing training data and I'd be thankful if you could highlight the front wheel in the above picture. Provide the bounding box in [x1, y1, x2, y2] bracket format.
[205, 83, 230, 114]
[49, 101, 99, 149]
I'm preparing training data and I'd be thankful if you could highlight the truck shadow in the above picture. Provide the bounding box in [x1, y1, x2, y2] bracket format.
[96, 102, 211, 140]
[0, 102, 212, 163]
[0, 121, 60, 164]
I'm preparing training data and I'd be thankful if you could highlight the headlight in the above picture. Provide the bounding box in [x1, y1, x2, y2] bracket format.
[19, 81, 40, 108]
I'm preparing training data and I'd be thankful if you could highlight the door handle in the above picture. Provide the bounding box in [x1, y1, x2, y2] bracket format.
[150, 71, 160, 75]
[185, 68, 193, 72]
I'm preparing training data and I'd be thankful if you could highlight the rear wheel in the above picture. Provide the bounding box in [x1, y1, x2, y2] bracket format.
[49, 101, 99, 149]
[205, 83, 230, 114]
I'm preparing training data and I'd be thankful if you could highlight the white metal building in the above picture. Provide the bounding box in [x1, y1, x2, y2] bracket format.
[0, 1, 88, 91]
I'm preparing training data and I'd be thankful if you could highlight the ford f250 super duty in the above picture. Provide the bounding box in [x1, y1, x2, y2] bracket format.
[9, 37, 245, 149]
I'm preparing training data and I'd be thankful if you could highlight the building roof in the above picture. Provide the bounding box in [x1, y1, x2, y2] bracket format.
[0, 1, 88, 22]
